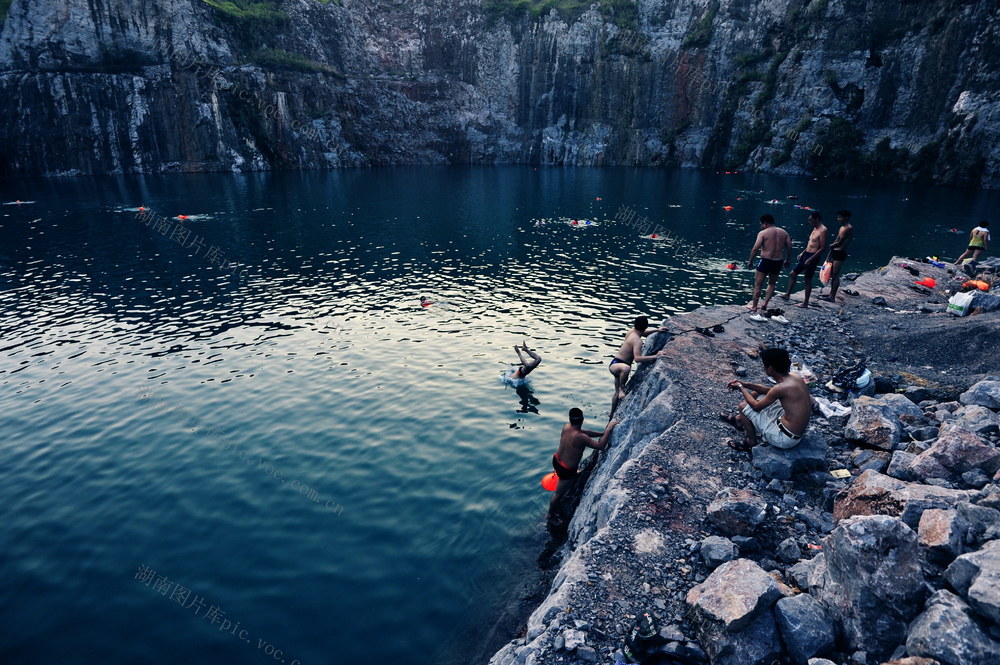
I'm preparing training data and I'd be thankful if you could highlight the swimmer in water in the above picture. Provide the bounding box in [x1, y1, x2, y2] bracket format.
[420, 296, 432, 307]
[509, 341, 541, 380]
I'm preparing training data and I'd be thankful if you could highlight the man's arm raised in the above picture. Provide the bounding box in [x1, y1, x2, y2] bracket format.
[640, 326, 669, 337]
[632, 336, 666, 363]
[587, 420, 619, 451]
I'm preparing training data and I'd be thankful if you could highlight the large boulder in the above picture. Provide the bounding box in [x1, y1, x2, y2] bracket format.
[707, 488, 768, 537]
[917, 508, 970, 563]
[908, 426, 1000, 483]
[960, 377, 1000, 409]
[844, 394, 922, 450]
[816, 516, 924, 660]
[944, 539, 1000, 625]
[949, 405, 1000, 434]
[906, 590, 1000, 665]
[686, 558, 783, 632]
[774, 593, 836, 665]
[751, 434, 828, 480]
[833, 470, 977, 527]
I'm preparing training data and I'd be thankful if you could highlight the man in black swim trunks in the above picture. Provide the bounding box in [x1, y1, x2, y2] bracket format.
[746, 215, 792, 314]
[822, 210, 854, 303]
[609, 316, 668, 415]
[549, 408, 618, 517]
[781, 212, 827, 308]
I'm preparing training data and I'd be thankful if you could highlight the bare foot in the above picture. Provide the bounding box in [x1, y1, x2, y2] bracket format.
[779, 293, 790, 300]
[745, 303, 757, 310]
[618, 390, 626, 400]
[796, 302, 809, 308]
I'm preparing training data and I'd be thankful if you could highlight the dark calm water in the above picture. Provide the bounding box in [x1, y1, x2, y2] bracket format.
[1, 167, 997, 665]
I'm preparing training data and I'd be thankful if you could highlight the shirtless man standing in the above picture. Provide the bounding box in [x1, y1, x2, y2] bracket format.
[781, 212, 827, 308]
[746, 215, 792, 314]
[821, 210, 854, 303]
[609, 316, 668, 415]
[550, 408, 618, 516]
[720, 348, 811, 451]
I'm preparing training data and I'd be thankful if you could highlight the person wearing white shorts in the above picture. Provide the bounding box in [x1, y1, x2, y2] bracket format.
[720, 348, 811, 452]
[741, 401, 801, 449]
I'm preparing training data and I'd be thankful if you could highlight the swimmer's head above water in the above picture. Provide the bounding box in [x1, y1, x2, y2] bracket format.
[633, 316, 649, 332]
[569, 407, 584, 426]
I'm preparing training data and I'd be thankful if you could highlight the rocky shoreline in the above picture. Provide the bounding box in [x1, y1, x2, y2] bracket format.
[487, 257, 1000, 665]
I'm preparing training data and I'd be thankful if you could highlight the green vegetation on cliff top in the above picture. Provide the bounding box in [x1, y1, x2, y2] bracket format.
[1, 0, 13, 22]
[484, 0, 637, 29]
[248, 48, 341, 75]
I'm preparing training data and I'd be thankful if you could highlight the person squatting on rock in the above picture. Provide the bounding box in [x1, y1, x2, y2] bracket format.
[746, 214, 792, 315]
[549, 409, 617, 520]
[720, 348, 811, 452]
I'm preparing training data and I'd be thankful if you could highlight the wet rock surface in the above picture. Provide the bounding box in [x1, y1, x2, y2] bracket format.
[489, 259, 1000, 665]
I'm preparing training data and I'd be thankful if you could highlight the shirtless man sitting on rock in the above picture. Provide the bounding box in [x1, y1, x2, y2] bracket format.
[720, 348, 811, 451]
[549, 408, 618, 520]
[609, 316, 668, 415]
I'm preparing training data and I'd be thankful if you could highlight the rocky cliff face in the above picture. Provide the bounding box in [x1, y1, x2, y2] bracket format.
[1, 0, 997, 187]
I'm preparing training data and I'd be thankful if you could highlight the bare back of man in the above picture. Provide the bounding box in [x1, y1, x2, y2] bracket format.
[726, 361, 812, 450]
[758, 226, 791, 259]
[747, 217, 792, 313]
[550, 412, 618, 518]
[554, 425, 596, 472]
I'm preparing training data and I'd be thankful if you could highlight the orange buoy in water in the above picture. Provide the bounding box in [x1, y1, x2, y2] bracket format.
[177, 214, 189, 220]
[542, 472, 559, 491]
[138, 206, 145, 211]
[723, 205, 734, 211]
[571, 220, 578, 225]
[727, 263, 737, 270]
[595, 197, 602, 201]
[651, 233, 658, 239]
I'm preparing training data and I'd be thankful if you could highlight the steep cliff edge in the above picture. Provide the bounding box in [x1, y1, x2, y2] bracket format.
[488, 260, 1000, 665]
[1, 0, 997, 187]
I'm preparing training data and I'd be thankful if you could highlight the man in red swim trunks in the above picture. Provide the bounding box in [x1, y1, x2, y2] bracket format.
[549, 408, 618, 518]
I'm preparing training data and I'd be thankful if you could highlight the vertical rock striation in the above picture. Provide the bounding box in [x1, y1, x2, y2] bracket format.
[1, 0, 997, 186]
